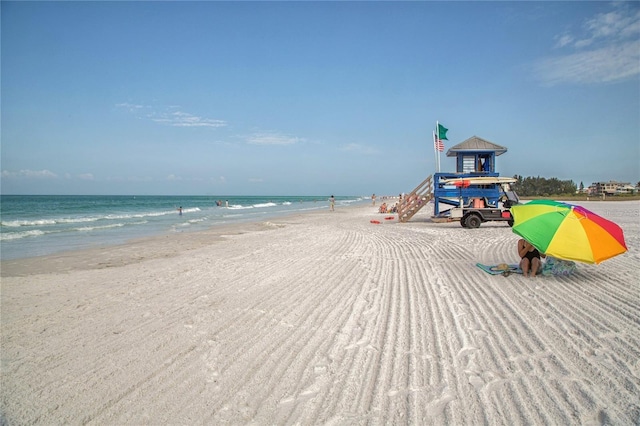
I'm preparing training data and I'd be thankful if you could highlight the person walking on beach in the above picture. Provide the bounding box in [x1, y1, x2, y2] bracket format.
[372, 194, 376, 206]
[329, 195, 335, 211]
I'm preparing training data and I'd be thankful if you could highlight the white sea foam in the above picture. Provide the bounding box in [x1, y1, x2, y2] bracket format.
[1, 218, 98, 227]
[1, 196, 368, 260]
[227, 203, 278, 210]
[106, 208, 201, 220]
[0, 229, 46, 241]
[1, 219, 54, 227]
[2, 208, 204, 228]
[75, 223, 126, 232]
[188, 217, 207, 224]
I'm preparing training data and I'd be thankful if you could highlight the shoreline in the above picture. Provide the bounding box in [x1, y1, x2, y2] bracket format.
[1, 220, 266, 277]
[2, 200, 638, 424]
[0, 204, 352, 278]
[0, 195, 367, 263]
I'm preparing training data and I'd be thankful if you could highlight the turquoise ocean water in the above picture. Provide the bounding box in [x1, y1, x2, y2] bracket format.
[0, 195, 366, 260]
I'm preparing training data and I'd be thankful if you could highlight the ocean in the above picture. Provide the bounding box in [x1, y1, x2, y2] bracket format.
[0, 195, 367, 260]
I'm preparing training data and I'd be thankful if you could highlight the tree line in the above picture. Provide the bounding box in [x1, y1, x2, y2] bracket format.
[511, 175, 577, 197]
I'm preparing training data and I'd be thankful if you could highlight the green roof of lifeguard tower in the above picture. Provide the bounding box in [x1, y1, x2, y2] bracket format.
[445, 136, 508, 157]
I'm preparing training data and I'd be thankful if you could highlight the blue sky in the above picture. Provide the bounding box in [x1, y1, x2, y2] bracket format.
[2, 1, 639, 196]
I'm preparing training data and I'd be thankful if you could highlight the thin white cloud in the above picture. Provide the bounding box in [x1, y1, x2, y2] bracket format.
[117, 103, 226, 128]
[115, 102, 145, 113]
[248, 177, 264, 182]
[553, 33, 574, 48]
[1, 169, 58, 179]
[77, 173, 94, 180]
[535, 40, 640, 85]
[583, 8, 640, 42]
[535, 3, 640, 85]
[165, 174, 207, 182]
[151, 111, 227, 128]
[247, 132, 302, 145]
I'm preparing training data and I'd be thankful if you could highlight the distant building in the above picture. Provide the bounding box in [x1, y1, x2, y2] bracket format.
[589, 181, 637, 196]
[616, 184, 637, 195]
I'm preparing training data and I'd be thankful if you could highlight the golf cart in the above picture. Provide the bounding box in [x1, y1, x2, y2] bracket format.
[439, 177, 520, 228]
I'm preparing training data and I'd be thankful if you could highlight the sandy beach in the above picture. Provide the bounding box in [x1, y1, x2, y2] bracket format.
[1, 200, 639, 425]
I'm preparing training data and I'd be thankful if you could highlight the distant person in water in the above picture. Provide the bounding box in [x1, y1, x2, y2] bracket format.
[178, 206, 183, 215]
[518, 238, 545, 277]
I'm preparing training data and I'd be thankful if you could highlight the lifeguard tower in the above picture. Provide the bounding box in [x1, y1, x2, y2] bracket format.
[397, 136, 511, 222]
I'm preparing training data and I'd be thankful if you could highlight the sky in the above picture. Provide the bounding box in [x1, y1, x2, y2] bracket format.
[2, 1, 639, 196]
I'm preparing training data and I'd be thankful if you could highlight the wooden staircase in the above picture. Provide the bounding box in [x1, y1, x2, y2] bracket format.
[397, 175, 434, 223]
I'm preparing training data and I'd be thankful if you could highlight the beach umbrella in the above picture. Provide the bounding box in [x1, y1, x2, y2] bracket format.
[510, 199, 627, 264]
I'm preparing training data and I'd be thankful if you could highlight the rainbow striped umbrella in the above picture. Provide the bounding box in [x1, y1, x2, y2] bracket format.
[510, 200, 627, 264]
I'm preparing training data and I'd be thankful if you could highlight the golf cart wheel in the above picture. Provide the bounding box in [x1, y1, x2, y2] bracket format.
[460, 219, 467, 228]
[465, 214, 482, 229]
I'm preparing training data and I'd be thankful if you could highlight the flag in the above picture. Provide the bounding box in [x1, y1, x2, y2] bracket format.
[435, 137, 444, 152]
[437, 123, 448, 141]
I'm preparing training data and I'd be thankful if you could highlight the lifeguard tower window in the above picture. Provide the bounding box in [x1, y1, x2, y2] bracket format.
[460, 154, 493, 173]
[462, 156, 475, 173]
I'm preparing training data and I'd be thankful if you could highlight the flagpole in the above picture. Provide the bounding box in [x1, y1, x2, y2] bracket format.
[436, 121, 441, 172]
[433, 132, 440, 173]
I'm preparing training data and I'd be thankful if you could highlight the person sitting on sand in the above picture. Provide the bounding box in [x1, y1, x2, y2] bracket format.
[379, 203, 387, 214]
[518, 238, 545, 277]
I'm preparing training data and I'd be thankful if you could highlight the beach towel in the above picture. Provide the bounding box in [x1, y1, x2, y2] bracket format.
[541, 256, 577, 276]
[476, 263, 523, 276]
